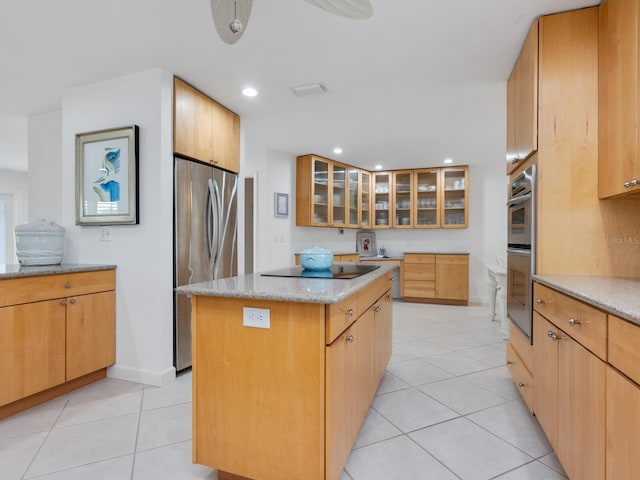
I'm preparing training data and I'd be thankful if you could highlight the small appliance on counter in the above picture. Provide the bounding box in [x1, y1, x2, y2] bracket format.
[14, 219, 65, 265]
[299, 246, 333, 271]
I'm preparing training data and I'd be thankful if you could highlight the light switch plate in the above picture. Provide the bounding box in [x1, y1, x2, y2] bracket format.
[243, 307, 270, 329]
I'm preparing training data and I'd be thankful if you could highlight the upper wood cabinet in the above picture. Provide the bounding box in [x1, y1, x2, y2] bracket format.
[296, 155, 468, 229]
[392, 171, 413, 228]
[441, 166, 468, 228]
[173, 77, 240, 173]
[506, 20, 539, 175]
[599, 0, 640, 198]
[372, 171, 392, 228]
[414, 168, 440, 228]
[297, 155, 331, 226]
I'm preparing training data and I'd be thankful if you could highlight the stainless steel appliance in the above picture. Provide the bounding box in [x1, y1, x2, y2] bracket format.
[174, 157, 238, 371]
[506, 165, 535, 342]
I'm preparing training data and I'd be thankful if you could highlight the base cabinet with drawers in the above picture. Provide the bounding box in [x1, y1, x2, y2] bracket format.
[510, 281, 640, 480]
[403, 253, 468, 305]
[0, 268, 116, 418]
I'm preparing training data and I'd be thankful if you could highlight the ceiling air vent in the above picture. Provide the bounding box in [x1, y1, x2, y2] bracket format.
[291, 82, 329, 97]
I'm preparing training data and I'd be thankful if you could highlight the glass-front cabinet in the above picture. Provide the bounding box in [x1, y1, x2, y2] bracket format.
[393, 171, 413, 228]
[414, 169, 439, 228]
[373, 172, 392, 228]
[361, 171, 371, 227]
[297, 154, 468, 229]
[441, 166, 468, 228]
[331, 163, 347, 226]
[347, 167, 360, 227]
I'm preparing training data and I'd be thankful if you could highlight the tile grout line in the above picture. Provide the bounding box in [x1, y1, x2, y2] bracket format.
[129, 386, 146, 479]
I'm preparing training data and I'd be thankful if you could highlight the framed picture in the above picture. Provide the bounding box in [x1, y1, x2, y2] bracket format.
[275, 192, 289, 217]
[356, 231, 377, 257]
[76, 125, 139, 225]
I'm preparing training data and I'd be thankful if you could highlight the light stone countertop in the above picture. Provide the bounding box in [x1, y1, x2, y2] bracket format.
[0, 263, 117, 279]
[533, 275, 640, 326]
[176, 263, 396, 304]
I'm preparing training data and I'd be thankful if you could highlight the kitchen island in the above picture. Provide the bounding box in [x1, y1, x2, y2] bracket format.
[177, 263, 395, 480]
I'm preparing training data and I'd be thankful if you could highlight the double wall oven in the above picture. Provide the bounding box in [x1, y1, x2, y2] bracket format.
[507, 165, 536, 343]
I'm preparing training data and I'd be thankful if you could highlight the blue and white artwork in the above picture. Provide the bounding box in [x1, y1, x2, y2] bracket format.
[82, 137, 129, 216]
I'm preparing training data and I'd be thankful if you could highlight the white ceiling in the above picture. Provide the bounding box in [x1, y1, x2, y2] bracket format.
[0, 0, 599, 170]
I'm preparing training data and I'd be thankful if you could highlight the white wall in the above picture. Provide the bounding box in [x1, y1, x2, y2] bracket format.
[52, 68, 175, 386]
[245, 147, 507, 304]
[28, 110, 63, 221]
[0, 113, 28, 172]
[0, 169, 29, 263]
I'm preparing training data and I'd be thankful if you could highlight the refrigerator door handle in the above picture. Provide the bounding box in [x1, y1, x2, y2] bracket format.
[210, 177, 222, 276]
[206, 178, 219, 270]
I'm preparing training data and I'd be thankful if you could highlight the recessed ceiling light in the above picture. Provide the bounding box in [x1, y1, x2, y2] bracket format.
[444, 158, 453, 164]
[374, 165, 383, 170]
[242, 87, 258, 97]
[333, 147, 343, 154]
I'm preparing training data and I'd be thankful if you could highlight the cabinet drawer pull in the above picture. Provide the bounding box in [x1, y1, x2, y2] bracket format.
[518, 382, 525, 388]
[568, 317, 582, 327]
[547, 330, 554, 338]
[69, 299, 76, 305]
[550, 332, 564, 341]
[624, 181, 631, 188]
[65, 282, 72, 289]
[60, 299, 67, 306]
[345, 335, 354, 344]
[374, 305, 382, 313]
[632, 178, 638, 187]
[345, 308, 354, 316]
[536, 298, 544, 305]
[506, 360, 513, 365]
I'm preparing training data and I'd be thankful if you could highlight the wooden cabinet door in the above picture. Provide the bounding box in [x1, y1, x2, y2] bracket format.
[360, 171, 372, 227]
[558, 334, 605, 480]
[435, 255, 469, 301]
[373, 291, 392, 385]
[413, 169, 439, 228]
[606, 366, 640, 479]
[357, 309, 376, 419]
[392, 171, 413, 228]
[532, 313, 559, 451]
[0, 300, 66, 406]
[331, 162, 348, 227]
[210, 100, 240, 173]
[506, 67, 519, 173]
[174, 78, 214, 162]
[326, 322, 359, 480]
[372, 172, 392, 228]
[515, 20, 538, 163]
[66, 291, 116, 381]
[598, 0, 640, 198]
[440, 167, 468, 228]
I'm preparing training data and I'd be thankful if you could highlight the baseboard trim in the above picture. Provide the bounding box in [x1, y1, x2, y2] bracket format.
[107, 364, 176, 387]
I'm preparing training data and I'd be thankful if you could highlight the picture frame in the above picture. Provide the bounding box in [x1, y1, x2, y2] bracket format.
[275, 192, 289, 217]
[356, 231, 377, 257]
[76, 125, 139, 225]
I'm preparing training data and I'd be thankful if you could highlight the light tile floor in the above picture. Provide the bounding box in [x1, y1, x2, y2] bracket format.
[0, 302, 568, 480]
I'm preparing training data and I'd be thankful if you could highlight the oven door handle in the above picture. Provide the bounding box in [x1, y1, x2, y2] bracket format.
[507, 193, 532, 207]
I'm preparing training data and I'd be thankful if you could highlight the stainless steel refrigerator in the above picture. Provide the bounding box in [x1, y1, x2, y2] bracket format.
[174, 157, 238, 371]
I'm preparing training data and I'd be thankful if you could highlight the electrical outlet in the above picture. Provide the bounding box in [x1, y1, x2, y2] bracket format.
[243, 307, 270, 329]
[99, 226, 112, 241]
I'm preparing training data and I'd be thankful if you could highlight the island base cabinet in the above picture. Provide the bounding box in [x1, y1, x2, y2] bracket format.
[192, 282, 393, 480]
[606, 366, 640, 479]
[0, 300, 66, 406]
[192, 297, 326, 480]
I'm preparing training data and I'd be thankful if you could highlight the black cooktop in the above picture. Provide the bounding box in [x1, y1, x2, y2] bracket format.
[261, 264, 380, 279]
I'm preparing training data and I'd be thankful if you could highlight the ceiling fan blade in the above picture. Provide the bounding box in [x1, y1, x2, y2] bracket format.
[210, 0, 253, 44]
[304, 0, 373, 20]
